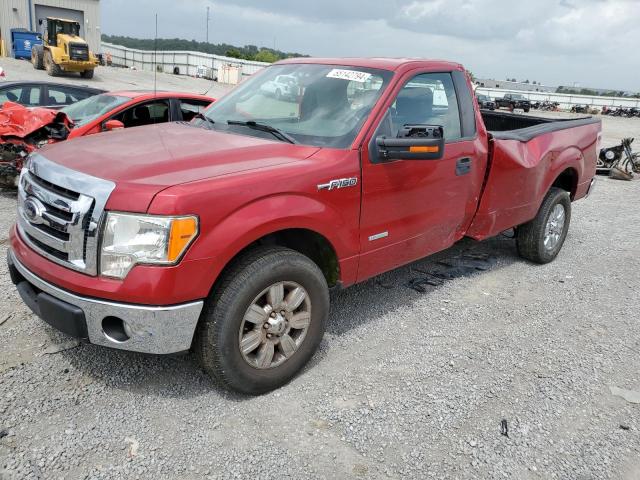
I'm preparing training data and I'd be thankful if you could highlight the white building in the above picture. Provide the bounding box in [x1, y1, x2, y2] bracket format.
[0, 0, 101, 55]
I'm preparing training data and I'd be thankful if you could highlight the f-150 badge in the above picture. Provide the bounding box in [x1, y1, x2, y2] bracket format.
[317, 177, 358, 191]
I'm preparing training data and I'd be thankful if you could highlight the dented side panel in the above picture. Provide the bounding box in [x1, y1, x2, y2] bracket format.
[467, 121, 600, 240]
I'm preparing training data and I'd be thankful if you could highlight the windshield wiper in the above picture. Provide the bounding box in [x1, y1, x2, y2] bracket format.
[193, 113, 216, 129]
[227, 120, 297, 144]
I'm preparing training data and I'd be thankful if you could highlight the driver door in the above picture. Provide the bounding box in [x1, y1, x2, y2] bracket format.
[357, 71, 481, 281]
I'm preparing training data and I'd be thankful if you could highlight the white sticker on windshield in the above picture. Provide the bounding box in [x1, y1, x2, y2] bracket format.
[326, 69, 372, 83]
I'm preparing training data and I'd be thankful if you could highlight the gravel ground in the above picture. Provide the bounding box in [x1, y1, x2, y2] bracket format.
[0, 57, 230, 99]
[1, 57, 640, 479]
[2, 177, 639, 480]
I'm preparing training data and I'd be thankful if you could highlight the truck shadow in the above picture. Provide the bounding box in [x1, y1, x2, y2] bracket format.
[325, 234, 521, 336]
[60, 233, 523, 399]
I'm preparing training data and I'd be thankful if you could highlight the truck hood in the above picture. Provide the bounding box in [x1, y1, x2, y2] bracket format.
[38, 122, 321, 212]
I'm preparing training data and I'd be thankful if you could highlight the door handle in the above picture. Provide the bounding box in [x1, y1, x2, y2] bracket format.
[456, 157, 472, 176]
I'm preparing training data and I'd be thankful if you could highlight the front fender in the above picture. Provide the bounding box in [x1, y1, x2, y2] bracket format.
[179, 193, 360, 293]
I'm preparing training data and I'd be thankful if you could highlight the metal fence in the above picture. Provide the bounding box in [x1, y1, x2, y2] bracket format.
[476, 86, 640, 111]
[101, 42, 269, 79]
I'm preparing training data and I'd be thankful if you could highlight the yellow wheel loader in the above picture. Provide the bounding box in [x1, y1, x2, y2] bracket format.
[31, 17, 98, 79]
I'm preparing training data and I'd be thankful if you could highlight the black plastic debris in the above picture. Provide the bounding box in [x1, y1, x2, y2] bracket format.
[0, 429, 8, 439]
[406, 251, 497, 293]
[500, 419, 509, 437]
[619, 424, 631, 431]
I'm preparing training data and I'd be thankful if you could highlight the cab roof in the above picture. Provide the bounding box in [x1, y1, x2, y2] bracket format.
[276, 57, 464, 72]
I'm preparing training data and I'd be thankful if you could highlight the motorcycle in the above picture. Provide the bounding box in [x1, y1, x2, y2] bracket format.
[598, 138, 640, 180]
[540, 101, 559, 111]
[570, 105, 589, 114]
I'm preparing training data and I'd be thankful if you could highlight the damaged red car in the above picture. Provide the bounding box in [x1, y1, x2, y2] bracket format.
[0, 91, 214, 186]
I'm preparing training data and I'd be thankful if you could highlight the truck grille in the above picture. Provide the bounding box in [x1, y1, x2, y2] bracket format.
[69, 43, 89, 61]
[16, 154, 115, 275]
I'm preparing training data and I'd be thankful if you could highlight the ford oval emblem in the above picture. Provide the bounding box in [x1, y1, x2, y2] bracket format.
[23, 197, 46, 225]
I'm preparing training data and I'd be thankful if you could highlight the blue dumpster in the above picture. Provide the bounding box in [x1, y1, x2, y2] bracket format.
[11, 29, 43, 60]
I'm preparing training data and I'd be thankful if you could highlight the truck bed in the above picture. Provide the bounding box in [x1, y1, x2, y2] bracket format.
[480, 110, 599, 142]
[467, 110, 601, 240]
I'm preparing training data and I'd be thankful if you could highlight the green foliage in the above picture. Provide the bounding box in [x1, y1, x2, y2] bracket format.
[254, 49, 280, 63]
[556, 85, 630, 97]
[102, 34, 307, 63]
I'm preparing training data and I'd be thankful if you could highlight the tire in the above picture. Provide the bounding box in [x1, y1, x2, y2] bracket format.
[44, 50, 63, 77]
[524, 108, 530, 113]
[80, 69, 94, 79]
[195, 246, 329, 395]
[516, 187, 572, 264]
[31, 45, 44, 70]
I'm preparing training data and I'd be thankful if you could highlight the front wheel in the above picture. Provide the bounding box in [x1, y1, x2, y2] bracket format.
[80, 69, 94, 79]
[195, 246, 329, 394]
[516, 187, 571, 264]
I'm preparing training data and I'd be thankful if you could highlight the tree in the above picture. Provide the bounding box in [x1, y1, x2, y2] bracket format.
[253, 49, 279, 63]
[225, 49, 242, 59]
[466, 70, 476, 82]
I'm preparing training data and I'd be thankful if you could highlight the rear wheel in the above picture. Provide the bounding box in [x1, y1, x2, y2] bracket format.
[44, 50, 63, 77]
[80, 69, 94, 79]
[195, 246, 329, 395]
[516, 187, 571, 264]
[31, 45, 44, 70]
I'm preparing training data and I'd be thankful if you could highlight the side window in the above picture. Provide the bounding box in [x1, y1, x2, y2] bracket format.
[179, 99, 211, 122]
[46, 86, 79, 106]
[28, 87, 42, 106]
[387, 72, 461, 142]
[0, 86, 40, 106]
[112, 100, 170, 128]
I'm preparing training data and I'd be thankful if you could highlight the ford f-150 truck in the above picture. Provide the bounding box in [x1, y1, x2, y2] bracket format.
[8, 58, 600, 394]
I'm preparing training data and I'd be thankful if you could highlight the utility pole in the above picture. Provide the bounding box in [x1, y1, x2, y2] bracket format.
[206, 6, 210, 43]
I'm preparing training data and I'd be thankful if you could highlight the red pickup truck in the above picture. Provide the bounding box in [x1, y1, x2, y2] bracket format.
[8, 58, 600, 394]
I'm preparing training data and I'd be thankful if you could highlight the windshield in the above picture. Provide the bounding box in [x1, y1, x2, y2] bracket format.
[61, 94, 130, 126]
[512, 94, 526, 100]
[200, 64, 393, 148]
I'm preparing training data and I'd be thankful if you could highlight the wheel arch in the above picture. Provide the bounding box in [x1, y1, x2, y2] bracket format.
[215, 228, 341, 292]
[550, 166, 579, 200]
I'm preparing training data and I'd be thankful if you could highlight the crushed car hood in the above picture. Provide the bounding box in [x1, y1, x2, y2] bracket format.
[0, 101, 72, 139]
[37, 122, 321, 212]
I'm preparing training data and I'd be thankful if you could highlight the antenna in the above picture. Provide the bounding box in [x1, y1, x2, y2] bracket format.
[154, 13, 158, 97]
[206, 6, 210, 44]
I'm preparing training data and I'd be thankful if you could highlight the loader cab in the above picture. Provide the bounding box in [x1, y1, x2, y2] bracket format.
[38, 17, 80, 46]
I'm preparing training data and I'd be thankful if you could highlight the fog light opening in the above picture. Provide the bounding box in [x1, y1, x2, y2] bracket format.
[102, 316, 130, 343]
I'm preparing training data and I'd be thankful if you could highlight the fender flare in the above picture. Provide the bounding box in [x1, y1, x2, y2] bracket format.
[187, 193, 357, 288]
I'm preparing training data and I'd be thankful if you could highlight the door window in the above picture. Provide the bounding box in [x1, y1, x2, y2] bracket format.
[381, 72, 462, 142]
[46, 86, 88, 107]
[113, 100, 170, 128]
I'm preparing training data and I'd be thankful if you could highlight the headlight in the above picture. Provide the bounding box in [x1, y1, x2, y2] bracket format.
[605, 150, 615, 160]
[100, 212, 198, 279]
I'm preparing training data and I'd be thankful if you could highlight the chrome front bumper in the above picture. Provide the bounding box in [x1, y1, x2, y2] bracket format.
[9, 250, 204, 354]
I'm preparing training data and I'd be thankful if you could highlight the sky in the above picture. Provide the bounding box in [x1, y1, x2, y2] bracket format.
[102, 0, 640, 92]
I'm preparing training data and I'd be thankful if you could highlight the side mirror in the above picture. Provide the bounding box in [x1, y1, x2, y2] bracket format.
[376, 125, 445, 161]
[103, 119, 125, 131]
